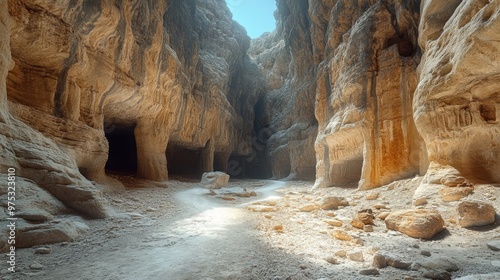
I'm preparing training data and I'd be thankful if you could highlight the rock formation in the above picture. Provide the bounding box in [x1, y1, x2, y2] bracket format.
[1, 0, 499, 234]
[1, 0, 262, 218]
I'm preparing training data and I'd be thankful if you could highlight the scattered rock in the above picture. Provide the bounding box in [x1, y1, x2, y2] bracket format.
[200, 172, 230, 189]
[348, 251, 364, 262]
[34, 247, 52, 254]
[325, 256, 338, 264]
[421, 250, 431, 257]
[373, 254, 387, 268]
[247, 205, 277, 212]
[273, 225, 283, 231]
[413, 257, 459, 273]
[372, 204, 387, 209]
[30, 262, 44, 270]
[323, 219, 342, 227]
[359, 268, 379, 276]
[16, 220, 84, 248]
[413, 197, 428, 206]
[16, 210, 53, 222]
[457, 200, 496, 228]
[491, 260, 500, 267]
[439, 187, 473, 202]
[365, 193, 379, 200]
[234, 191, 257, 198]
[264, 215, 272, 219]
[219, 196, 236, 201]
[440, 175, 467, 187]
[351, 219, 365, 229]
[384, 253, 412, 269]
[487, 240, 500, 251]
[356, 210, 374, 225]
[363, 225, 374, 232]
[145, 207, 157, 212]
[330, 230, 353, 241]
[318, 196, 349, 210]
[299, 204, 316, 212]
[385, 209, 445, 239]
[335, 250, 347, 257]
[377, 212, 390, 220]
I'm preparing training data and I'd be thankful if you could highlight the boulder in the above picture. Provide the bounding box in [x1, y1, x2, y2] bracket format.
[200, 172, 230, 189]
[385, 209, 444, 239]
[16, 219, 89, 248]
[318, 196, 348, 210]
[457, 200, 496, 228]
[439, 187, 473, 202]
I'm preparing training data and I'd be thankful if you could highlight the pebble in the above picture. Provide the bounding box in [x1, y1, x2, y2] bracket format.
[325, 256, 338, 264]
[299, 204, 315, 212]
[273, 225, 283, 231]
[30, 262, 44, 270]
[487, 240, 500, 251]
[365, 193, 379, 200]
[421, 250, 431, 257]
[373, 254, 387, 268]
[363, 225, 374, 232]
[335, 250, 347, 257]
[348, 251, 364, 262]
[34, 247, 52, 254]
[323, 219, 342, 227]
[359, 269, 379, 276]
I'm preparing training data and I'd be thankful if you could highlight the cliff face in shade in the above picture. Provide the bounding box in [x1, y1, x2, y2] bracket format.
[1, 0, 262, 217]
[249, 0, 318, 180]
[415, 0, 500, 183]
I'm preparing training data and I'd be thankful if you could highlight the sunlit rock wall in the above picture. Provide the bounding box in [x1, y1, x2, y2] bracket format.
[415, 0, 500, 183]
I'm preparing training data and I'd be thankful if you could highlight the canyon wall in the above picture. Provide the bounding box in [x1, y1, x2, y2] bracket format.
[249, 0, 318, 180]
[1, 0, 261, 217]
[1, 0, 499, 224]
[252, 0, 499, 189]
[251, 0, 427, 188]
[416, 0, 500, 183]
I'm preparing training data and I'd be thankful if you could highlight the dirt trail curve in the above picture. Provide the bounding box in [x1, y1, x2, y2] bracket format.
[18, 181, 317, 280]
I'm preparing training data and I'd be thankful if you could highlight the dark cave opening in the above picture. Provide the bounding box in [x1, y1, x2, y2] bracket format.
[385, 35, 414, 57]
[166, 144, 203, 178]
[105, 123, 138, 174]
[229, 97, 273, 179]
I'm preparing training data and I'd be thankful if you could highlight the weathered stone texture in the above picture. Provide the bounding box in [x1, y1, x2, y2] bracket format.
[1, 0, 261, 217]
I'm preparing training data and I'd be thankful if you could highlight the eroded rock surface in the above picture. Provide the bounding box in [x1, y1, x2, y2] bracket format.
[1, 0, 261, 218]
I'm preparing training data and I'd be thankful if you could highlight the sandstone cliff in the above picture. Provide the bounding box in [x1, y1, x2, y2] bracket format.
[1, 0, 499, 233]
[1, 0, 262, 219]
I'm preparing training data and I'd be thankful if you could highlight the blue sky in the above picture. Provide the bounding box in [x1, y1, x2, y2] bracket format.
[225, 0, 277, 38]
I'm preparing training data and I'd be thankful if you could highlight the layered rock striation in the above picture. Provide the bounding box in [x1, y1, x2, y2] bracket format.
[1, 0, 262, 218]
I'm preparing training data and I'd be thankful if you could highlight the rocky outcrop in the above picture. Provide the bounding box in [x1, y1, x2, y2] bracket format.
[415, 0, 500, 183]
[1, 0, 261, 218]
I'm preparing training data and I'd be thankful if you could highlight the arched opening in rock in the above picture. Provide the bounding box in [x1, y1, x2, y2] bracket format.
[105, 123, 138, 175]
[330, 156, 364, 187]
[385, 35, 414, 57]
[166, 144, 203, 178]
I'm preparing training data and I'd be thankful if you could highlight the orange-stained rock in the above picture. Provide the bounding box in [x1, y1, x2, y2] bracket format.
[385, 209, 445, 239]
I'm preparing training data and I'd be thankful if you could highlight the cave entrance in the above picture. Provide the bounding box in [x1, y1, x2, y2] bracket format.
[330, 156, 364, 187]
[166, 144, 203, 179]
[105, 123, 138, 175]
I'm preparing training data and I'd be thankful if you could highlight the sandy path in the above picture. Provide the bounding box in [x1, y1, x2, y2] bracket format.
[15, 181, 316, 280]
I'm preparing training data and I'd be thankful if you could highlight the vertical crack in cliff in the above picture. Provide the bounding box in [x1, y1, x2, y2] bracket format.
[53, 39, 78, 118]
